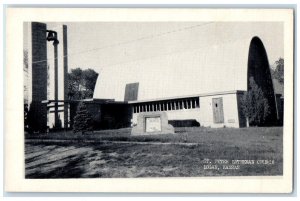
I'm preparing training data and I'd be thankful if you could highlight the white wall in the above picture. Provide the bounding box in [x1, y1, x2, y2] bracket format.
[199, 94, 240, 128]
[131, 93, 241, 128]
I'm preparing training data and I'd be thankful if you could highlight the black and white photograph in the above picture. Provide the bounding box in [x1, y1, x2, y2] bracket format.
[5, 8, 294, 193]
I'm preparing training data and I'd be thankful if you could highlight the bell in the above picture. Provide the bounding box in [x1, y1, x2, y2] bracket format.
[46, 31, 56, 41]
[46, 30, 59, 44]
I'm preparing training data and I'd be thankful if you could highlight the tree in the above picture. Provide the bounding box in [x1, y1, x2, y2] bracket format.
[241, 77, 270, 126]
[24, 49, 30, 132]
[27, 102, 47, 133]
[73, 102, 93, 134]
[68, 68, 99, 100]
[273, 58, 284, 85]
[24, 103, 29, 132]
[23, 49, 29, 104]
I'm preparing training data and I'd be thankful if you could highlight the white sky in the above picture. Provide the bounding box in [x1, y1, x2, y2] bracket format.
[38, 22, 283, 72]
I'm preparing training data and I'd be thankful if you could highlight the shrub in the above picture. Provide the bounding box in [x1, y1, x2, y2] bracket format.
[241, 77, 270, 126]
[73, 102, 93, 134]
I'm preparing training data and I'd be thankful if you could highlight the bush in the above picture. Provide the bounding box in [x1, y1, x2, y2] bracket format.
[73, 102, 93, 134]
[27, 101, 47, 133]
[241, 77, 270, 126]
[168, 119, 200, 127]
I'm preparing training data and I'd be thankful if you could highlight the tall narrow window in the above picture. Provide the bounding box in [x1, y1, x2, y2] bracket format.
[187, 100, 191, 109]
[168, 102, 171, 110]
[183, 100, 187, 109]
[195, 98, 200, 108]
[191, 99, 195, 108]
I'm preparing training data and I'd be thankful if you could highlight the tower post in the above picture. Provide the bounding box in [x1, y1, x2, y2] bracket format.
[63, 25, 69, 130]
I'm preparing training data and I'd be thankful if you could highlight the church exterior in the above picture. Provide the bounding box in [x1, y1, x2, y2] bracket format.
[25, 22, 283, 131]
[129, 90, 245, 128]
[92, 36, 281, 128]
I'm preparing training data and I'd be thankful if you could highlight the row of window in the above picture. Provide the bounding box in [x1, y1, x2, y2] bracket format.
[132, 97, 200, 113]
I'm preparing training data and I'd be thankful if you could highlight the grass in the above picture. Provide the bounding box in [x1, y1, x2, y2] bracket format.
[25, 127, 283, 178]
[26, 126, 282, 145]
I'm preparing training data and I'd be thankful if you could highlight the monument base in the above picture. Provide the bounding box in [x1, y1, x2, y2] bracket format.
[131, 111, 175, 136]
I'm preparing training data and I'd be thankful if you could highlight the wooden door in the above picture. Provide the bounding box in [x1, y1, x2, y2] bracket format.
[212, 98, 224, 123]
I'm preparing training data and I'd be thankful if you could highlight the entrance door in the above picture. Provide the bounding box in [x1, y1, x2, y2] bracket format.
[212, 98, 224, 123]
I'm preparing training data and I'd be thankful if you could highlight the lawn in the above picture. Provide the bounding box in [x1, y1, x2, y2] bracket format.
[25, 127, 283, 178]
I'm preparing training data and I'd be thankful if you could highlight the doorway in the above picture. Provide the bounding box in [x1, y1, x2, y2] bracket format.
[212, 98, 224, 123]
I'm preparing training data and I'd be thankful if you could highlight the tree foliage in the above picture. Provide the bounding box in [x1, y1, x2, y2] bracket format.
[68, 68, 99, 100]
[241, 77, 270, 126]
[73, 102, 93, 134]
[23, 50, 28, 70]
[23, 50, 29, 104]
[24, 103, 29, 132]
[272, 58, 284, 85]
[26, 101, 48, 133]
[24, 49, 30, 132]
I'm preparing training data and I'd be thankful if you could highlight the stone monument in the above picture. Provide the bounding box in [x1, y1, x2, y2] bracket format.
[131, 111, 175, 135]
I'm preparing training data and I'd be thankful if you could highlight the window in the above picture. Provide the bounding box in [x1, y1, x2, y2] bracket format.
[158, 102, 161, 111]
[132, 97, 200, 113]
[168, 102, 171, 110]
[173, 101, 177, 110]
[183, 100, 187, 109]
[175, 101, 179, 110]
[154, 103, 157, 111]
[195, 98, 200, 108]
[187, 100, 191, 109]
[164, 102, 168, 111]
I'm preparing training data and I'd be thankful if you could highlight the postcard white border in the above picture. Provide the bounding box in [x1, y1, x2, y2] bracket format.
[4, 8, 294, 193]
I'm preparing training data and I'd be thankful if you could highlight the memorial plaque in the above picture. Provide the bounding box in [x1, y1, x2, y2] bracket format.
[145, 117, 161, 132]
[131, 111, 175, 135]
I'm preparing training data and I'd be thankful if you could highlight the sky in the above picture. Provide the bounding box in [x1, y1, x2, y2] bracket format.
[42, 22, 283, 72]
[24, 22, 284, 101]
